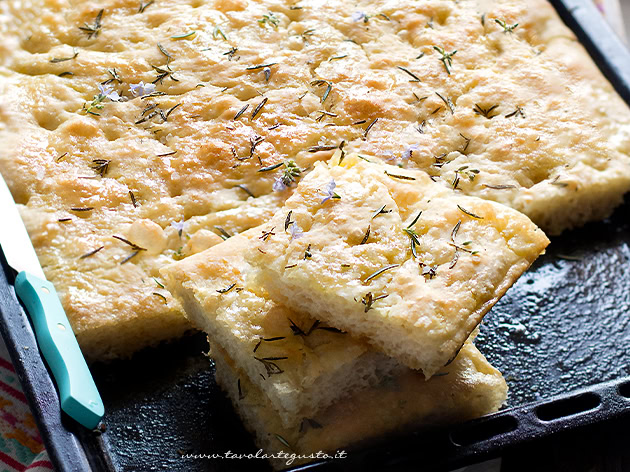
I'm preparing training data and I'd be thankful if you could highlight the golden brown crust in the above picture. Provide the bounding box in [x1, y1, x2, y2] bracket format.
[0, 0, 626, 358]
[249, 157, 549, 377]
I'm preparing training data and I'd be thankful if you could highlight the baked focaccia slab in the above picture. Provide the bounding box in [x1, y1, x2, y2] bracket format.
[250, 156, 549, 377]
[0, 0, 626, 359]
[162, 229, 400, 428]
[212, 341, 507, 469]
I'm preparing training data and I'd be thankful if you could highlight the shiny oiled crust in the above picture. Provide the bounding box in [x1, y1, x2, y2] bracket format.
[0, 0, 627, 358]
[212, 340, 507, 469]
[250, 157, 549, 377]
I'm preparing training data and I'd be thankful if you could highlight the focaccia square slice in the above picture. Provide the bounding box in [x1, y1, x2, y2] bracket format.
[212, 340, 507, 469]
[249, 156, 549, 378]
[161, 229, 399, 428]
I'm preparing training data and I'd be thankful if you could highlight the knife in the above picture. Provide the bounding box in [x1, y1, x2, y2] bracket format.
[0, 174, 104, 429]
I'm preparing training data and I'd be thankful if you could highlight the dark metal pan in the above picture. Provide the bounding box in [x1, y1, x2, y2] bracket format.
[1, 1, 630, 470]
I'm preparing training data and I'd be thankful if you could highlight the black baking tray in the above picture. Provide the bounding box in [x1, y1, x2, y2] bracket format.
[2, 0, 630, 471]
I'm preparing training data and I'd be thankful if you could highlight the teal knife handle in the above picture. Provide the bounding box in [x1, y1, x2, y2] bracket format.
[14, 272, 104, 429]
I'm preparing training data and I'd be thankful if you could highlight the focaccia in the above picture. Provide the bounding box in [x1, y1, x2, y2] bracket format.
[161, 229, 400, 427]
[0, 0, 626, 358]
[249, 156, 549, 377]
[212, 340, 507, 469]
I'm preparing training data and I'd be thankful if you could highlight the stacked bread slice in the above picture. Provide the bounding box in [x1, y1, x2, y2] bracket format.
[162, 155, 549, 468]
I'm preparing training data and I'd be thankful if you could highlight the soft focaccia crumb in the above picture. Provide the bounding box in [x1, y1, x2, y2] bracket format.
[212, 340, 507, 469]
[0, 0, 626, 358]
[249, 157, 549, 377]
[161, 229, 400, 428]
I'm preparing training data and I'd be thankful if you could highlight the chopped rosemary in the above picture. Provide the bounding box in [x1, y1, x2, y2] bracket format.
[50, 49, 79, 63]
[254, 356, 287, 375]
[371, 204, 391, 219]
[79, 9, 103, 40]
[457, 205, 483, 219]
[214, 226, 232, 240]
[233, 104, 249, 120]
[360, 225, 371, 245]
[238, 379, 244, 400]
[310, 80, 332, 103]
[79, 246, 104, 259]
[308, 144, 337, 152]
[420, 262, 437, 280]
[157, 43, 172, 68]
[253, 336, 286, 353]
[151, 64, 178, 84]
[364, 264, 399, 283]
[384, 170, 416, 181]
[70, 207, 94, 212]
[275, 434, 291, 449]
[473, 104, 499, 119]
[495, 18, 518, 33]
[251, 97, 268, 119]
[364, 118, 378, 138]
[460, 133, 471, 153]
[171, 31, 196, 40]
[152, 292, 167, 304]
[284, 211, 293, 231]
[112, 235, 146, 251]
[157, 150, 177, 157]
[56, 152, 68, 162]
[217, 283, 237, 294]
[90, 159, 110, 177]
[483, 183, 516, 190]
[403, 211, 422, 258]
[59, 71, 74, 77]
[138, 0, 153, 13]
[397, 66, 421, 82]
[213, 26, 228, 40]
[258, 162, 283, 172]
[505, 106, 525, 118]
[304, 244, 312, 259]
[260, 227, 276, 241]
[249, 135, 265, 159]
[359, 292, 389, 312]
[258, 12, 280, 28]
[433, 46, 457, 75]
[436, 92, 454, 114]
[246, 63, 277, 71]
[165, 103, 181, 119]
[58, 217, 72, 222]
[235, 184, 255, 198]
[329, 54, 348, 61]
[153, 277, 165, 288]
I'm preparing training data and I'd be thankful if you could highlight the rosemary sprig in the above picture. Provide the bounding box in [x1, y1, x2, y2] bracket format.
[79, 246, 104, 259]
[505, 106, 525, 118]
[90, 159, 110, 177]
[50, 50, 79, 63]
[457, 204, 483, 219]
[473, 104, 499, 119]
[364, 118, 378, 138]
[397, 66, 421, 82]
[251, 97, 268, 119]
[495, 18, 518, 33]
[171, 31, 196, 40]
[258, 12, 280, 28]
[310, 80, 332, 103]
[79, 9, 103, 39]
[217, 283, 237, 294]
[433, 46, 457, 75]
[360, 225, 371, 245]
[254, 356, 287, 375]
[359, 292, 389, 312]
[384, 170, 416, 181]
[232, 103, 249, 121]
[364, 264, 399, 283]
[436, 92, 454, 114]
[403, 211, 422, 258]
[139, 0, 153, 12]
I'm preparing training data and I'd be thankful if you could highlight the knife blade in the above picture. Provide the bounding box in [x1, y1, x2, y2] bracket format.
[0, 174, 104, 429]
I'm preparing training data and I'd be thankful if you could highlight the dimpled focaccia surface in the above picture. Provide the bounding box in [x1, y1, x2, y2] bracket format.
[212, 340, 507, 469]
[0, 0, 625, 358]
[161, 229, 400, 428]
[249, 157, 549, 377]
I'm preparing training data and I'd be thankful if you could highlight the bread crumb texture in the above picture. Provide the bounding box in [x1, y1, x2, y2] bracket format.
[0, 0, 626, 358]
